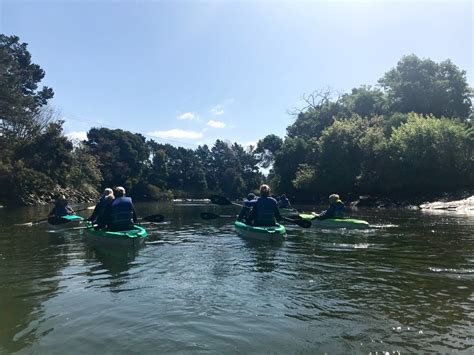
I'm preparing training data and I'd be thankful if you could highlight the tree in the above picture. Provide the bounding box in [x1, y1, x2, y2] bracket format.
[287, 89, 345, 139]
[273, 137, 314, 194]
[254, 134, 283, 169]
[314, 117, 366, 195]
[388, 113, 473, 193]
[379, 54, 472, 120]
[340, 85, 388, 118]
[0, 34, 54, 142]
[86, 128, 149, 191]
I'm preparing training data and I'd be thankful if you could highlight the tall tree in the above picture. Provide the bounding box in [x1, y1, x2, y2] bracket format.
[86, 128, 149, 191]
[379, 54, 472, 120]
[0, 34, 54, 141]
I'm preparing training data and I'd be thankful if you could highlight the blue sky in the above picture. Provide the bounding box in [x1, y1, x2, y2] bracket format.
[2, 0, 473, 148]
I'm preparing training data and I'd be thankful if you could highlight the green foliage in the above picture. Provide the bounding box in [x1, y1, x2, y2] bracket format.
[388, 113, 473, 193]
[340, 86, 388, 118]
[314, 117, 366, 194]
[292, 164, 316, 191]
[273, 137, 314, 194]
[379, 54, 472, 120]
[68, 145, 102, 187]
[0, 34, 54, 141]
[2, 37, 473, 204]
[86, 128, 149, 191]
[255, 134, 283, 168]
[287, 92, 345, 139]
[16, 121, 73, 186]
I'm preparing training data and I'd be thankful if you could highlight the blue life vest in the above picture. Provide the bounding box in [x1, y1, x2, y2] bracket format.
[253, 196, 279, 226]
[110, 197, 134, 226]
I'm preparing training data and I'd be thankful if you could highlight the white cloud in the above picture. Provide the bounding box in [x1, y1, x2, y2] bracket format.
[210, 105, 224, 115]
[66, 131, 87, 141]
[147, 129, 203, 140]
[177, 112, 196, 120]
[206, 120, 226, 128]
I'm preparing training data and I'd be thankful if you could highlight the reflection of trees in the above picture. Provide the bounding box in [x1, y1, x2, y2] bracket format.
[0, 222, 69, 353]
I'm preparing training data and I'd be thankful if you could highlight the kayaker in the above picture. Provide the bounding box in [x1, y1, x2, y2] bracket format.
[102, 186, 137, 231]
[237, 193, 257, 223]
[316, 194, 346, 220]
[94, 192, 115, 229]
[48, 195, 74, 218]
[246, 184, 282, 226]
[87, 188, 114, 223]
[277, 194, 292, 208]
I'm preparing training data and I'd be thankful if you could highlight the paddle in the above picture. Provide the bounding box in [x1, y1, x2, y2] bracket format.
[15, 206, 95, 227]
[200, 212, 234, 220]
[209, 195, 312, 228]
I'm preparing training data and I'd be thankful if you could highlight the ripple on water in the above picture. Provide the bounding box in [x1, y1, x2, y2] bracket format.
[1, 204, 473, 353]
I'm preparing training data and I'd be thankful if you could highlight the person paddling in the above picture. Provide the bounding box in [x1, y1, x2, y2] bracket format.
[48, 195, 75, 224]
[48, 195, 74, 218]
[102, 186, 137, 231]
[88, 188, 114, 223]
[316, 194, 346, 220]
[277, 194, 291, 208]
[237, 193, 257, 223]
[246, 184, 282, 226]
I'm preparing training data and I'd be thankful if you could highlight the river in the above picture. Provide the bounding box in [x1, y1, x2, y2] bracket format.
[0, 202, 473, 353]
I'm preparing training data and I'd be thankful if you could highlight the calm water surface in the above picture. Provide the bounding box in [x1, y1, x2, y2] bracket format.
[0, 202, 473, 354]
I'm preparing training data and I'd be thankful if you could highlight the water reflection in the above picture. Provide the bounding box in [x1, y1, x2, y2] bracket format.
[0, 203, 473, 353]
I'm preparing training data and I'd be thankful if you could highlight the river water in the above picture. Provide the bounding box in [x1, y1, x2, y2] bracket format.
[0, 202, 473, 354]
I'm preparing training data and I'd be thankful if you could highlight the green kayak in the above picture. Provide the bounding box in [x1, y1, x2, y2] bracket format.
[85, 221, 147, 247]
[48, 215, 84, 227]
[299, 213, 370, 229]
[234, 221, 287, 241]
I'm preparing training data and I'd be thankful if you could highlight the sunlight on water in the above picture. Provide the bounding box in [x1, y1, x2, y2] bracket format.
[0, 203, 473, 353]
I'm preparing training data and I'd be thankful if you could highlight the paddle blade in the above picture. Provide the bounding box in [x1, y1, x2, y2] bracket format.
[14, 222, 35, 227]
[142, 214, 164, 223]
[210, 195, 232, 205]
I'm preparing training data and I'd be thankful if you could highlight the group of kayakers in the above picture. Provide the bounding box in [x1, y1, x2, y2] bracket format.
[49, 186, 137, 231]
[49, 183, 346, 230]
[237, 184, 346, 227]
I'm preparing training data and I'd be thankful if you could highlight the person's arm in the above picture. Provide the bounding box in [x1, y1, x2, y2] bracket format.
[318, 205, 335, 220]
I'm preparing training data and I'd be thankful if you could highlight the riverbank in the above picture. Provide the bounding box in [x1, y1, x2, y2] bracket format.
[2, 185, 99, 207]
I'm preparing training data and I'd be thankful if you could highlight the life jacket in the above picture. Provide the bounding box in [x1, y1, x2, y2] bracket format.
[52, 205, 70, 217]
[333, 200, 345, 218]
[109, 197, 134, 227]
[253, 197, 278, 226]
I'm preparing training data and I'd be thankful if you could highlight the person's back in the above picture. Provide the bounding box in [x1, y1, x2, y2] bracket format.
[104, 187, 137, 231]
[318, 194, 345, 220]
[49, 196, 74, 218]
[249, 185, 281, 226]
[88, 188, 114, 223]
[278, 194, 291, 209]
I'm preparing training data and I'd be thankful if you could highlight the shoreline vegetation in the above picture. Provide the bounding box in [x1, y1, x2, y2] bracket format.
[1, 34, 473, 208]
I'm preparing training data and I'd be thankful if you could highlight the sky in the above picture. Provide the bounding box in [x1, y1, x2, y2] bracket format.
[1, 0, 473, 149]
